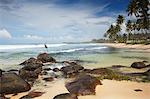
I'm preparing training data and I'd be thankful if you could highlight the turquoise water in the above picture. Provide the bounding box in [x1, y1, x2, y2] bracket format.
[0, 43, 150, 70]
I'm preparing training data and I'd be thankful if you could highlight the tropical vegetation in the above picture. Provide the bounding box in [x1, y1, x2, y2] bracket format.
[104, 0, 150, 44]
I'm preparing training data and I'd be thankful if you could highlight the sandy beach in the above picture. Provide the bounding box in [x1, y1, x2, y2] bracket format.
[102, 43, 150, 52]
[8, 79, 150, 99]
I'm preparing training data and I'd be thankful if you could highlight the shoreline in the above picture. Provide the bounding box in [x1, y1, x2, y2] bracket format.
[8, 79, 150, 99]
[101, 43, 150, 52]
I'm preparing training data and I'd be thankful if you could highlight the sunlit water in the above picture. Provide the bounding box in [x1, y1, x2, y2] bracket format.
[0, 43, 150, 70]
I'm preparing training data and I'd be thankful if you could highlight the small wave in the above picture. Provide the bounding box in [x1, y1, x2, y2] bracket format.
[49, 46, 107, 54]
[0, 44, 67, 50]
[50, 48, 85, 54]
[88, 46, 107, 50]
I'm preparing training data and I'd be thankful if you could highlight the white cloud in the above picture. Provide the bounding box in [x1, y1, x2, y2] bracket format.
[0, 29, 12, 39]
[0, 2, 115, 42]
[24, 34, 43, 40]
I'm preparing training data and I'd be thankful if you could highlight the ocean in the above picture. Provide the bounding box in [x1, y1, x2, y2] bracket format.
[0, 43, 150, 70]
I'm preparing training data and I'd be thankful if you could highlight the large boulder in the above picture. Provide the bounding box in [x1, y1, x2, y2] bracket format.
[20, 57, 43, 66]
[37, 53, 56, 63]
[0, 73, 31, 94]
[60, 65, 84, 78]
[131, 62, 146, 69]
[19, 65, 42, 81]
[65, 75, 102, 96]
[53, 93, 78, 99]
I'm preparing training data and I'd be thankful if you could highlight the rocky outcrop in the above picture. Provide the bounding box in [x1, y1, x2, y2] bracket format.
[20, 57, 43, 66]
[131, 62, 147, 69]
[65, 75, 102, 96]
[53, 93, 78, 99]
[60, 64, 84, 78]
[0, 73, 31, 94]
[19, 65, 42, 81]
[37, 53, 56, 63]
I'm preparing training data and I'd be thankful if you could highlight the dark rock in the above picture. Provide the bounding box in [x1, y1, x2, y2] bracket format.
[19, 66, 42, 81]
[0, 73, 31, 94]
[41, 71, 48, 75]
[20, 91, 45, 99]
[7, 69, 18, 72]
[0, 94, 7, 99]
[53, 93, 78, 99]
[131, 62, 147, 69]
[65, 75, 102, 96]
[60, 65, 84, 78]
[43, 68, 52, 71]
[53, 68, 60, 72]
[37, 53, 56, 63]
[43, 77, 54, 82]
[0, 69, 3, 77]
[144, 69, 150, 76]
[83, 69, 92, 73]
[89, 68, 113, 75]
[134, 89, 143, 92]
[111, 65, 126, 69]
[20, 57, 43, 66]
[147, 64, 150, 67]
[142, 60, 148, 63]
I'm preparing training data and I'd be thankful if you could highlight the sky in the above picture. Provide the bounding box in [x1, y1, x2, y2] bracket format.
[0, 0, 130, 44]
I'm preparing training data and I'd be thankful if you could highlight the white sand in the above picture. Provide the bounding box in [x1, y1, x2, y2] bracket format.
[79, 80, 150, 99]
[102, 43, 150, 52]
[9, 79, 150, 99]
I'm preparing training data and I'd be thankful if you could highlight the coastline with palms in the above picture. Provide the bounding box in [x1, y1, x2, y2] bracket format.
[0, 0, 150, 99]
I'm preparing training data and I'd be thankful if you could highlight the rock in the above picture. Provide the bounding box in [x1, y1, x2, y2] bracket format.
[0, 94, 7, 99]
[53, 93, 78, 99]
[41, 71, 48, 75]
[19, 65, 42, 81]
[65, 75, 102, 96]
[43, 68, 52, 71]
[43, 77, 54, 82]
[60, 65, 84, 78]
[144, 69, 150, 76]
[37, 53, 56, 63]
[89, 68, 113, 75]
[53, 68, 60, 72]
[0, 73, 31, 94]
[20, 91, 45, 99]
[142, 60, 148, 63]
[20, 57, 43, 66]
[83, 69, 92, 73]
[134, 89, 143, 92]
[19, 64, 42, 81]
[131, 62, 146, 69]
[0, 69, 3, 77]
[7, 69, 19, 73]
[147, 64, 150, 67]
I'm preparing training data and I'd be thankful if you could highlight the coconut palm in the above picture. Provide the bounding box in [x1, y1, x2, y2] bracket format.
[116, 15, 124, 25]
[126, 20, 133, 40]
[127, 0, 149, 31]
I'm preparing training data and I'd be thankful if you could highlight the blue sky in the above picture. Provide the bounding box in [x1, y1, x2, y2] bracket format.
[0, 0, 129, 44]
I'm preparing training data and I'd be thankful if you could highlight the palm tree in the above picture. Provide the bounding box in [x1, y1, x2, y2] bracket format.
[127, 0, 149, 32]
[127, 0, 139, 17]
[116, 15, 124, 25]
[105, 25, 117, 41]
[126, 20, 133, 40]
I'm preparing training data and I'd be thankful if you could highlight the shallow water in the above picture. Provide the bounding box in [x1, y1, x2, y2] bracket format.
[0, 43, 150, 70]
